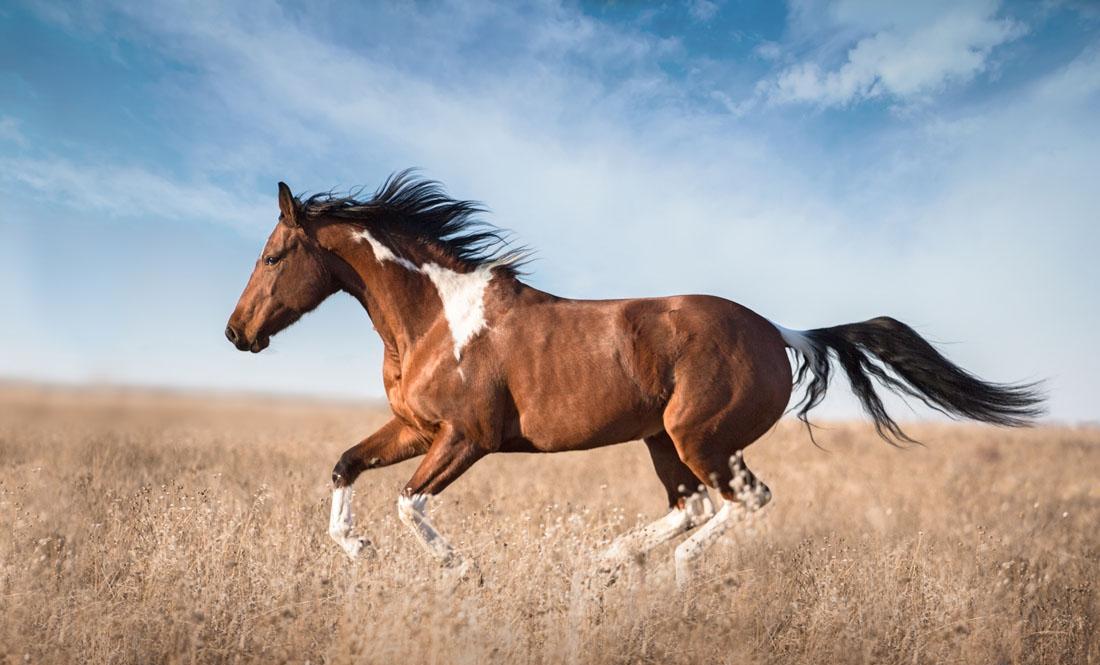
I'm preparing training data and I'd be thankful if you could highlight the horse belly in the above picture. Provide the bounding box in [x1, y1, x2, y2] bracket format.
[507, 349, 665, 451]
[513, 405, 663, 452]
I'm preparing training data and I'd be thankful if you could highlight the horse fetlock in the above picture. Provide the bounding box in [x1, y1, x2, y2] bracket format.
[397, 493, 461, 564]
[329, 485, 372, 559]
[331, 456, 360, 487]
[684, 491, 715, 527]
[341, 535, 372, 559]
[328, 520, 371, 559]
[597, 538, 633, 567]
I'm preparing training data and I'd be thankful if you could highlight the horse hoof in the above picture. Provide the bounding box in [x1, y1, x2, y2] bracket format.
[443, 557, 484, 588]
[342, 536, 373, 560]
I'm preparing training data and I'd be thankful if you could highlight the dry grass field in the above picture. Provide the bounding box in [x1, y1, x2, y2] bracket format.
[0, 384, 1096, 665]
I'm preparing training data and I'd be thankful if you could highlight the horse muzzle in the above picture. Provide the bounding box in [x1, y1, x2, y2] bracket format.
[225, 324, 269, 353]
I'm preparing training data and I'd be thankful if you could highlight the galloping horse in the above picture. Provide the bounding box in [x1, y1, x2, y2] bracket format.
[226, 172, 1042, 585]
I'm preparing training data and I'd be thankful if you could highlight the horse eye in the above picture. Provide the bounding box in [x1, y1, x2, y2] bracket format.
[264, 255, 281, 266]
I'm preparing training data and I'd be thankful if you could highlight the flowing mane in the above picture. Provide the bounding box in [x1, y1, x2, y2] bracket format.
[300, 169, 529, 273]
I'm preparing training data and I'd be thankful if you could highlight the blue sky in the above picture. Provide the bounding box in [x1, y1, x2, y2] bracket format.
[1, 0, 1098, 422]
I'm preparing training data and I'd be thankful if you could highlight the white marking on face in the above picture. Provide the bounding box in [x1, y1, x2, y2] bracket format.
[352, 229, 495, 361]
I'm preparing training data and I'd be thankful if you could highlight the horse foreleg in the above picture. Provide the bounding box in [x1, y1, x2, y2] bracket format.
[329, 418, 426, 558]
[397, 424, 487, 571]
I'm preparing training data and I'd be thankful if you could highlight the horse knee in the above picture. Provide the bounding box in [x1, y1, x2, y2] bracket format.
[332, 452, 362, 487]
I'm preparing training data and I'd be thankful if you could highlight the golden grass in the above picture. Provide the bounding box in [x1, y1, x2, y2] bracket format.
[0, 385, 1096, 664]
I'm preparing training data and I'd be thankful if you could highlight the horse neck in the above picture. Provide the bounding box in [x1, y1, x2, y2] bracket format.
[318, 223, 515, 357]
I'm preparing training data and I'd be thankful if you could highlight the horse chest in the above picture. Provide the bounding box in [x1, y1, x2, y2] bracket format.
[385, 347, 469, 428]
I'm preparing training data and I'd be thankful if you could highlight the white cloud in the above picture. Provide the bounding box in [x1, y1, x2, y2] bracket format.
[758, 0, 1025, 107]
[688, 0, 720, 23]
[67, 0, 827, 287]
[0, 155, 271, 233]
[753, 41, 782, 61]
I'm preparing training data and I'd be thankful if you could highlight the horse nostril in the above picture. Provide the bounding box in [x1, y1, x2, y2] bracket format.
[225, 325, 239, 344]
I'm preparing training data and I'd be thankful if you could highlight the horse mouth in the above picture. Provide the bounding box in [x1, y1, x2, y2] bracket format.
[250, 336, 270, 353]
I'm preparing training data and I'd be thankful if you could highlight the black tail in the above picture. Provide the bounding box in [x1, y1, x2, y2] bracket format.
[781, 317, 1045, 445]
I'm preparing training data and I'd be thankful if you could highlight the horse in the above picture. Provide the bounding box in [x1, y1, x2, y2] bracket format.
[225, 171, 1043, 585]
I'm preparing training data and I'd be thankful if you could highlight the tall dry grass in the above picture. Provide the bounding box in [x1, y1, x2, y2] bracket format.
[0, 384, 1096, 664]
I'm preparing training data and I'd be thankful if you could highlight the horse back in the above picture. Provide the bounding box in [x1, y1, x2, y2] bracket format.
[494, 293, 789, 452]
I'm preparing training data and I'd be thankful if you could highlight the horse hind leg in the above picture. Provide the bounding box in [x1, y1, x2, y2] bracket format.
[596, 433, 714, 582]
[673, 451, 771, 588]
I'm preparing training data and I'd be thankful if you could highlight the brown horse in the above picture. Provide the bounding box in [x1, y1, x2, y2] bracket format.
[226, 172, 1042, 585]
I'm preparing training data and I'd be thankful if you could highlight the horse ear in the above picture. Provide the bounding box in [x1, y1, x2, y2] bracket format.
[277, 182, 299, 227]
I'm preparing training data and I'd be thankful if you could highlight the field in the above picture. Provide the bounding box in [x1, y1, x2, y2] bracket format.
[0, 385, 1097, 665]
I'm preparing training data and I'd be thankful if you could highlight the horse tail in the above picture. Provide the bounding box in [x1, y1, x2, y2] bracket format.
[771, 317, 1045, 445]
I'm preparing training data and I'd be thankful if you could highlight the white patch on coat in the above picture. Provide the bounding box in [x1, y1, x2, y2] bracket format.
[420, 263, 494, 361]
[351, 228, 494, 361]
[354, 229, 419, 271]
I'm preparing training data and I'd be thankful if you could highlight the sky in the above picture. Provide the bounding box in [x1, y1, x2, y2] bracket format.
[1, 0, 1098, 422]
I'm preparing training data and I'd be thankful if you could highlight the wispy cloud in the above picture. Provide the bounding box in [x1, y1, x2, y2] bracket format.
[0, 155, 270, 232]
[54, 0, 831, 287]
[756, 0, 1025, 107]
[0, 116, 27, 147]
[688, 0, 720, 23]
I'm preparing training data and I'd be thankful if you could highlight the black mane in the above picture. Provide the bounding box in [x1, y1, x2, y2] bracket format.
[299, 169, 528, 273]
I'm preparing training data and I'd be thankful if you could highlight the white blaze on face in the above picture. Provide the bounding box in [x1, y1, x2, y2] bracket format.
[353, 229, 495, 361]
